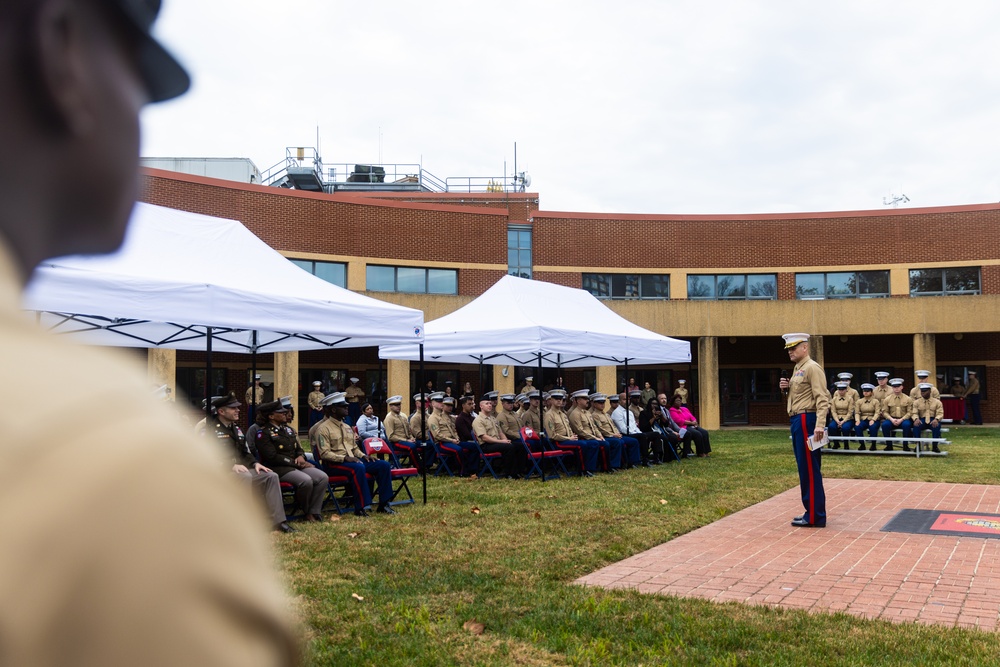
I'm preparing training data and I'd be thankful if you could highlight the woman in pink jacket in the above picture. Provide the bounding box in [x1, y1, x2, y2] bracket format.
[669, 395, 712, 457]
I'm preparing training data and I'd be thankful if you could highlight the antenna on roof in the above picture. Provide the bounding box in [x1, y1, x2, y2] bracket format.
[883, 193, 910, 208]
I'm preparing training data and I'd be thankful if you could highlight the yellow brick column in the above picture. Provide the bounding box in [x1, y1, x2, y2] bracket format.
[810, 335, 824, 368]
[596, 365, 617, 397]
[493, 364, 515, 396]
[274, 351, 299, 431]
[697, 336, 720, 430]
[147, 349, 176, 395]
[387, 359, 410, 405]
[913, 333, 936, 385]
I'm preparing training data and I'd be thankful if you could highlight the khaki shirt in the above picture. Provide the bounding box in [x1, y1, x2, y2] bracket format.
[307, 390, 324, 410]
[883, 393, 914, 420]
[244, 385, 264, 406]
[845, 387, 860, 403]
[543, 408, 575, 442]
[472, 413, 505, 441]
[0, 242, 297, 666]
[829, 393, 855, 421]
[345, 385, 365, 403]
[949, 383, 966, 397]
[409, 409, 430, 439]
[854, 396, 883, 422]
[519, 405, 541, 433]
[913, 396, 944, 422]
[312, 416, 363, 463]
[967, 378, 980, 395]
[497, 409, 522, 440]
[872, 384, 893, 403]
[568, 406, 602, 439]
[519, 383, 535, 396]
[910, 386, 941, 400]
[428, 411, 459, 442]
[384, 410, 413, 443]
[590, 408, 620, 438]
[786, 355, 831, 423]
[673, 387, 688, 403]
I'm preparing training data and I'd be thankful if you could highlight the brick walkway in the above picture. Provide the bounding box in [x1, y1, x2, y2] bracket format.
[577, 479, 1000, 630]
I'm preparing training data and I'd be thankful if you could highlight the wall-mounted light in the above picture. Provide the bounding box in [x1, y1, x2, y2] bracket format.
[954, 333, 964, 341]
[729, 337, 737, 344]
[840, 336, 848, 343]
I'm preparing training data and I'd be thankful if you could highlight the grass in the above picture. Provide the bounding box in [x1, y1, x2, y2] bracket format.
[277, 428, 1000, 666]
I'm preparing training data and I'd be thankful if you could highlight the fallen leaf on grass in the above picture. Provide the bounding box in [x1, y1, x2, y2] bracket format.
[463, 620, 485, 635]
[659, 499, 668, 505]
[534, 511, 541, 519]
[468, 474, 478, 480]
[351, 593, 364, 602]
[347, 532, 360, 539]
[440, 519, 448, 525]
[329, 515, 341, 522]
[471, 507, 481, 515]
[546, 495, 555, 499]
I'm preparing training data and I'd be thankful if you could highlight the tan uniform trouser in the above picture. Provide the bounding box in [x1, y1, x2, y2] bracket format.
[234, 468, 286, 526]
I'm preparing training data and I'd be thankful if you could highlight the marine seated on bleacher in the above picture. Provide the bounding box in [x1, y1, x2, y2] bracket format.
[827, 381, 856, 447]
[881, 378, 914, 452]
[912, 383, 944, 453]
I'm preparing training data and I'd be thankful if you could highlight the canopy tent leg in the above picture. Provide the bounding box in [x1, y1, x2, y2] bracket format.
[205, 326, 213, 424]
[250, 330, 257, 429]
[537, 352, 545, 482]
[419, 344, 427, 505]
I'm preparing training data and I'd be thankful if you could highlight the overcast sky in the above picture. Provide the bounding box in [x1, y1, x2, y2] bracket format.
[141, 1, 1000, 215]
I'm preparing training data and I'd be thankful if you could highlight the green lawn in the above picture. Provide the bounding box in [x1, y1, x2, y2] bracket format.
[279, 428, 1000, 666]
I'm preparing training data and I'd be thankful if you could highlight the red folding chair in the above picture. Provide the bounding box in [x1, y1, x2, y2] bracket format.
[363, 437, 418, 506]
[520, 426, 571, 481]
[431, 438, 460, 476]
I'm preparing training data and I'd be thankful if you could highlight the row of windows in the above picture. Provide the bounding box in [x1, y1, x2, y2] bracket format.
[582, 268, 982, 300]
[291, 259, 458, 295]
[291, 258, 982, 300]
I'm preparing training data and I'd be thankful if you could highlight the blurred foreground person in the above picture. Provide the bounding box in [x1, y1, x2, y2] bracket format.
[0, 1, 297, 664]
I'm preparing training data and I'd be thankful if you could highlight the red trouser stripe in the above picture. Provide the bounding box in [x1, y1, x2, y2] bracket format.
[332, 464, 366, 503]
[801, 413, 814, 520]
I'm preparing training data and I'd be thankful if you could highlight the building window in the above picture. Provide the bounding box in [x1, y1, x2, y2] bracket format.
[795, 271, 889, 299]
[687, 274, 776, 300]
[366, 265, 458, 294]
[508, 225, 532, 279]
[289, 259, 347, 288]
[582, 273, 669, 299]
[909, 267, 981, 296]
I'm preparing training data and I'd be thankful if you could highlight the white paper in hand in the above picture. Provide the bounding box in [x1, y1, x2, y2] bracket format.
[809, 429, 829, 451]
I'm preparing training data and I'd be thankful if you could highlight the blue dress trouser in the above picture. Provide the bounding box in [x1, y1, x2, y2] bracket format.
[329, 459, 393, 511]
[597, 438, 623, 470]
[881, 419, 912, 447]
[556, 440, 601, 472]
[912, 422, 942, 439]
[790, 412, 826, 525]
[827, 419, 854, 437]
[620, 436, 642, 465]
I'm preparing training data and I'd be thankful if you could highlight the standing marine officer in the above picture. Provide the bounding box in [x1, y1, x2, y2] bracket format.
[779, 333, 829, 528]
[307, 380, 325, 427]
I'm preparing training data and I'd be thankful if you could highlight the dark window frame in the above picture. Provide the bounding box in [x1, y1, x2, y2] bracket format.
[688, 274, 776, 301]
[795, 270, 890, 300]
[909, 267, 981, 296]
[507, 225, 532, 279]
[289, 258, 348, 288]
[365, 265, 458, 295]
[582, 273, 670, 300]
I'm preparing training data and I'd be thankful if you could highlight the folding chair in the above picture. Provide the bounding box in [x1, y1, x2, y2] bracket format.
[363, 437, 418, 506]
[310, 444, 358, 515]
[470, 433, 502, 479]
[431, 438, 460, 477]
[520, 426, 571, 481]
[549, 437, 585, 476]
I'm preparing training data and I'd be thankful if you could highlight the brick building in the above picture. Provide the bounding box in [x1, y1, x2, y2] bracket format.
[141, 167, 998, 428]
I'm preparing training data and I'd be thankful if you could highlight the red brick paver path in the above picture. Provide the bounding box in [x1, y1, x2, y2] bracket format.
[577, 479, 1000, 630]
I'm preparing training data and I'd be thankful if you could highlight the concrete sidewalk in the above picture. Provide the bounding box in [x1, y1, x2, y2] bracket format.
[577, 479, 1000, 630]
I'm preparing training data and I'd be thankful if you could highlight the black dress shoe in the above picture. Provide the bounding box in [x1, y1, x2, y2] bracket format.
[582, 471, 594, 478]
[932, 446, 942, 453]
[793, 515, 804, 522]
[353, 509, 370, 517]
[791, 517, 825, 528]
[311, 513, 323, 521]
[275, 522, 296, 533]
[376, 505, 397, 515]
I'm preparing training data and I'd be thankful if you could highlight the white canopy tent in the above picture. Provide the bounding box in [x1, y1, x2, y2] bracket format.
[378, 274, 690, 368]
[23, 202, 424, 352]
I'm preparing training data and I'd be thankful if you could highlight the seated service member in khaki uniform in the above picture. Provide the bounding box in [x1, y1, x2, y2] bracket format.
[312, 393, 395, 516]
[472, 397, 523, 477]
[590, 393, 641, 467]
[854, 383, 883, 450]
[428, 396, 480, 475]
[255, 400, 329, 522]
[779, 333, 829, 528]
[497, 394, 525, 443]
[872, 371, 893, 403]
[545, 390, 600, 475]
[384, 394, 426, 470]
[827, 381, 856, 446]
[881, 378, 914, 451]
[568, 389, 622, 471]
[911, 383, 945, 452]
[519, 391, 543, 434]
[910, 370, 941, 400]
[836, 372, 860, 403]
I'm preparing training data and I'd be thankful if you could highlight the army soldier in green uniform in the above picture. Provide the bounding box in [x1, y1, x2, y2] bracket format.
[255, 400, 328, 521]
